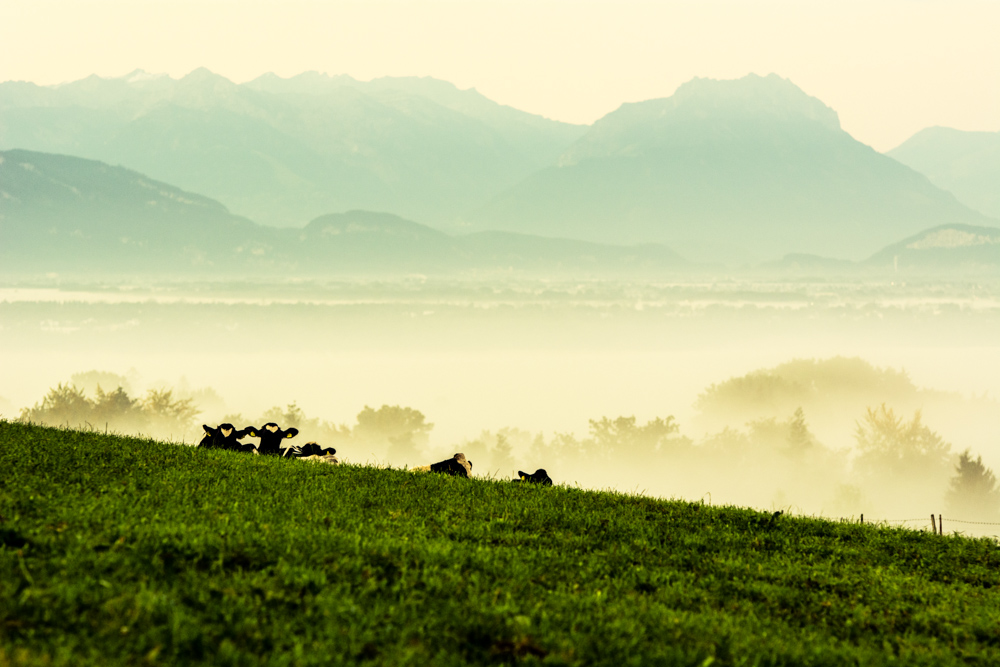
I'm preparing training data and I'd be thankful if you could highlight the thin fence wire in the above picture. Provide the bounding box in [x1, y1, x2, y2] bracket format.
[938, 518, 1000, 526]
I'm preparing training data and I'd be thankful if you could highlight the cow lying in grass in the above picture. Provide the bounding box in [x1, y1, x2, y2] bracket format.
[412, 453, 473, 478]
[285, 442, 339, 464]
[515, 469, 553, 486]
[198, 424, 250, 451]
[245, 423, 299, 456]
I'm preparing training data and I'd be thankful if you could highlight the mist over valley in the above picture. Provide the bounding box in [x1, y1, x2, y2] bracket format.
[3, 67, 1000, 529]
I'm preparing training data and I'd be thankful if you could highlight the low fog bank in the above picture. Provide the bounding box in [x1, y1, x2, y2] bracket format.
[4, 276, 1000, 535]
[11, 356, 1000, 538]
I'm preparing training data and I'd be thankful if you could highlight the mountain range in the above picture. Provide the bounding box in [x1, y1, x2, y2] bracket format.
[0, 149, 684, 276]
[468, 74, 995, 262]
[2, 69, 997, 266]
[888, 127, 1000, 220]
[0, 68, 585, 228]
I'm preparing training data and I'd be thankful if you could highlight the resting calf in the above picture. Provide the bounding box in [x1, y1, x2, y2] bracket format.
[430, 453, 473, 478]
[515, 469, 553, 485]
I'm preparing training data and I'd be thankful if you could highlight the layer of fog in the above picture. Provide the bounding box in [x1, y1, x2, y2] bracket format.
[4, 276, 1000, 534]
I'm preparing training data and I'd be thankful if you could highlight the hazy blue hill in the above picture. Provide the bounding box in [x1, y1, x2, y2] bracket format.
[0, 152, 684, 276]
[0, 69, 586, 227]
[471, 74, 994, 263]
[863, 223, 1000, 272]
[288, 210, 686, 274]
[0, 149, 258, 271]
[888, 126, 1000, 219]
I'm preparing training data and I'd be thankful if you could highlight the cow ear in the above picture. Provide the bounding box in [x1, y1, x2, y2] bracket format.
[203, 425, 214, 435]
[235, 428, 249, 439]
[245, 427, 258, 437]
[284, 428, 299, 439]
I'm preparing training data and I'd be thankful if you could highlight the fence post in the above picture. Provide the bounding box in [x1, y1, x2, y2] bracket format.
[938, 514, 943, 536]
[931, 514, 937, 534]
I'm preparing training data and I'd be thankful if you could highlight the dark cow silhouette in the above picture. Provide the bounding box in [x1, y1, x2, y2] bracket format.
[286, 442, 336, 458]
[245, 423, 299, 456]
[198, 423, 250, 451]
[428, 453, 473, 478]
[516, 469, 553, 485]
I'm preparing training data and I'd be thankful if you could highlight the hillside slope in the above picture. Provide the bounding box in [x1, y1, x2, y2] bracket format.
[3, 421, 1000, 665]
[471, 74, 994, 263]
[864, 223, 1000, 272]
[888, 126, 1000, 219]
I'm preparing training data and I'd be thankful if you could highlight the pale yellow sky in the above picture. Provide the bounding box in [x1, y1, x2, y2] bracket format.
[1, 0, 998, 151]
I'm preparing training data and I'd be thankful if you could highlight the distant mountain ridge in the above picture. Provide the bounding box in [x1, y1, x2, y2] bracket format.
[0, 148, 255, 271]
[0, 69, 586, 227]
[0, 150, 684, 276]
[3, 69, 996, 265]
[470, 74, 995, 262]
[888, 127, 1000, 219]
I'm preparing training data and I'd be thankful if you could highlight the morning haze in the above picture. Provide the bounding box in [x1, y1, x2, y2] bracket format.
[2, 0, 1000, 533]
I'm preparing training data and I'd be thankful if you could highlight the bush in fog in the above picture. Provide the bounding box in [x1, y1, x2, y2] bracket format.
[354, 405, 432, 465]
[853, 405, 952, 480]
[852, 405, 953, 515]
[696, 408, 848, 512]
[694, 357, 923, 435]
[20, 384, 92, 428]
[461, 428, 534, 478]
[20, 383, 198, 439]
[945, 450, 1000, 523]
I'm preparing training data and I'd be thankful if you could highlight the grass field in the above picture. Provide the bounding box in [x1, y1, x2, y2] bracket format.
[2, 420, 1000, 666]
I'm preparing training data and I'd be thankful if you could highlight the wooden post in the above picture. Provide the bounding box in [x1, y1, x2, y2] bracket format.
[931, 514, 937, 534]
[938, 514, 943, 536]
[860, 513, 864, 525]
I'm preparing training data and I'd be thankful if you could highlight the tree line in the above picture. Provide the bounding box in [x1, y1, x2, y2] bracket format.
[15, 379, 1000, 530]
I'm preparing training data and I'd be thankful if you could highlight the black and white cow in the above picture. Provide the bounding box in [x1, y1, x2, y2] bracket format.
[515, 469, 553, 485]
[245, 423, 299, 456]
[198, 423, 250, 451]
[287, 442, 336, 458]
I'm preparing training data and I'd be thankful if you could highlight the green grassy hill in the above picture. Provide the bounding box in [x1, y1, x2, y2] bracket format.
[3, 420, 1000, 666]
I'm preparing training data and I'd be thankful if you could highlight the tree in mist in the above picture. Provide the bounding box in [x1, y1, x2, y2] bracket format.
[945, 450, 1000, 522]
[852, 405, 953, 510]
[694, 357, 921, 434]
[20, 383, 199, 439]
[20, 383, 91, 427]
[261, 402, 307, 429]
[353, 405, 432, 464]
[92, 386, 146, 431]
[587, 416, 687, 459]
[854, 405, 951, 479]
[491, 433, 516, 476]
[785, 407, 815, 459]
[142, 389, 198, 437]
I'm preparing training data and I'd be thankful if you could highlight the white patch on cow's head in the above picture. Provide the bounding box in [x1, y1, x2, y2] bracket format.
[221, 427, 233, 437]
[266, 424, 279, 433]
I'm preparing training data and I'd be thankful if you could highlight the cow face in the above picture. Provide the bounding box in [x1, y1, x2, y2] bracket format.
[198, 423, 250, 450]
[246, 423, 299, 455]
